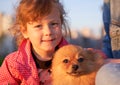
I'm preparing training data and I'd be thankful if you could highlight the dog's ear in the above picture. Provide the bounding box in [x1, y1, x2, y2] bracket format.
[84, 48, 105, 68]
[83, 48, 96, 60]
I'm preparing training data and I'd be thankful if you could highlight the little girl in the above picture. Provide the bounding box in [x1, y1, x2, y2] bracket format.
[0, 0, 70, 84]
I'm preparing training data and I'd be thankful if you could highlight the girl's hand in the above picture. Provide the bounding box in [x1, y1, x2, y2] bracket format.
[38, 69, 52, 85]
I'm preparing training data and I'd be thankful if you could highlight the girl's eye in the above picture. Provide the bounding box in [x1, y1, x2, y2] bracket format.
[34, 25, 42, 29]
[50, 23, 59, 28]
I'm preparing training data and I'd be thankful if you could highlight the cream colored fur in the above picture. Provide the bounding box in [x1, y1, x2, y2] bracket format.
[51, 44, 104, 85]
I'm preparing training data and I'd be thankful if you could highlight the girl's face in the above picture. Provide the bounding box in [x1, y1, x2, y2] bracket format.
[22, 8, 62, 55]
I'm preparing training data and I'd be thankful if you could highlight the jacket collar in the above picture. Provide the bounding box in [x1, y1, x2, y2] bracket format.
[18, 38, 68, 78]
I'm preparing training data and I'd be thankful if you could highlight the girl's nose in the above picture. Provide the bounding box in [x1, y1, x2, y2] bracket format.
[44, 25, 52, 36]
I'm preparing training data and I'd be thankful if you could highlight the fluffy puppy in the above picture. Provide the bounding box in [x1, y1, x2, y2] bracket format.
[51, 44, 104, 85]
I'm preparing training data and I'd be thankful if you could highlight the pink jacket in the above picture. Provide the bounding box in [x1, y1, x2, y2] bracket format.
[0, 38, 68, 85]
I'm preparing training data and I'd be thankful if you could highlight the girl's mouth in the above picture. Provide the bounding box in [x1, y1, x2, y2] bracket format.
[42, 38, 55, 42]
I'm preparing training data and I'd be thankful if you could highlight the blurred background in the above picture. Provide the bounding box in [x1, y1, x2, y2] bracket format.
[0, 0, 105, 60]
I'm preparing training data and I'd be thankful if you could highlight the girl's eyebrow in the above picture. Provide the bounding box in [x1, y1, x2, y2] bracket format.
[49, 19, 60, 22]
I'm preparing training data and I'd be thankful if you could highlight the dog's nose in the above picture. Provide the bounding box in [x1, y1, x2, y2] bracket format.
[72, 65, 79, 71]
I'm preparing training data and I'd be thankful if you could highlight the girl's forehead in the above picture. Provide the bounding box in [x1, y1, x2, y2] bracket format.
[26, 3, 61, 23]
[28, 13, 61, 24]
[34, 8, 61, 22]
[43, 7, 60, 19]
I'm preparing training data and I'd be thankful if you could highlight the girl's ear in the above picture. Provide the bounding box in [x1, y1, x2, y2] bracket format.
[20, 25, 28, 39]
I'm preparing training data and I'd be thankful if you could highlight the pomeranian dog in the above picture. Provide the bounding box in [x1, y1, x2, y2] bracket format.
[51, 44, 105, 85]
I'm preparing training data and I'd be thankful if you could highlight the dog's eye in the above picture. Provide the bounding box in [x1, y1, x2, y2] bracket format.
[63, 59, 69, 63]
[78, 58, 84, 62]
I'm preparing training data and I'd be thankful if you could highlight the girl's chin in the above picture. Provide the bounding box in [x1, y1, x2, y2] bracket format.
[42, 47, 55, 52]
